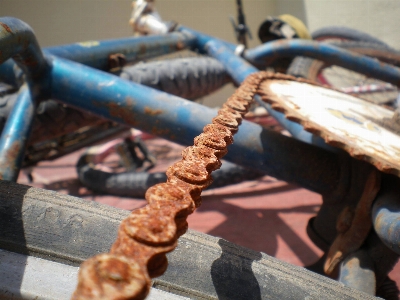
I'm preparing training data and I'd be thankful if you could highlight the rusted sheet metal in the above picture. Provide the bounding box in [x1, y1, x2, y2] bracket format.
[72, 72, 266, 300]
[258, 74, 400, 177]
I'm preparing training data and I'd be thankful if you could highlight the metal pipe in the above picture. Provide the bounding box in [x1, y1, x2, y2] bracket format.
[372, 174, 400, 255]
[0, 17, 47, 83]
[245, 39, 400, 87]
[0, 60, 23, 87]
[338, 249, 376, 295]
[204, 39, 255, 83]
[0, 31, 196, 87]
[177, 26, 237, 54]
[0, 18, 48, 180]
[0, 87, 36, 181]
[49, 56, 342, 195]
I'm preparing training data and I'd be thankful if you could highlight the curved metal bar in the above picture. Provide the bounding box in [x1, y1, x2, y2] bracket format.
[0, 31, 196, 88]
[0, 86, 36, 181]
[245, 40, 400, 87]
[339, 249, 376, 295]
[178, 26, 237, 53]
[372, 174, 400, 255]
[0, 17, 47, 83]
[0, 59, 22, 87]
[0, 18, 49, 181]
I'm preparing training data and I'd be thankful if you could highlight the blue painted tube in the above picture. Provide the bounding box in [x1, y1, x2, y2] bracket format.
[0, 86, 35, 181]
[0, 31, 196, 86]
[245, 39, 400, 87]
[0, 17, 47, 82]
[372, 174, 400, 255]
[43, 32, 196, 71]
[204, 39, 256, 83]
[49, 56, 342, 194]
[0, 60, 23, 87]
[177, 26, 237, 54]
[339, 249, 376, 295]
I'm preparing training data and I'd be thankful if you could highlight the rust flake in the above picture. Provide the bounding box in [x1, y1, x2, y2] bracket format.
[144, 107, 163, 116]
[175, 41, 185, 50]
[0, 22, 13, 34]
[0, 140, 21, 180]
[96, 96, 137, 126]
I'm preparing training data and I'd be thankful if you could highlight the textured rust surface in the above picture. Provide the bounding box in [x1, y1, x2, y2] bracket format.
[0, 140, 21, 180]
[324, 170, 381, 275]
[95, 96, 137, 126]
[144, 107, 163, 116]
[72, 72, 268, 300]
[108, 53, 127, 70]
[0, 22, 13, 34]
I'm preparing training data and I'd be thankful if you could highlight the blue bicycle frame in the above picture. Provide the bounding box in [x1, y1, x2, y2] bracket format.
[0, 17, 399, 295]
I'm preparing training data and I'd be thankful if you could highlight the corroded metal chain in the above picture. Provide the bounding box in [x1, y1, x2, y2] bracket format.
[72, 71, 268, 300]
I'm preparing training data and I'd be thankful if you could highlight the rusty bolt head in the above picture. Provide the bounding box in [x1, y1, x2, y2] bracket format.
[72, 254, 149, 300]
[122, 206, 177, 246]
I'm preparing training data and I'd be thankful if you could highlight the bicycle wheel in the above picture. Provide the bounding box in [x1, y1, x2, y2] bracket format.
[0, 180, 379, 299]
[287, 41, 400, 105]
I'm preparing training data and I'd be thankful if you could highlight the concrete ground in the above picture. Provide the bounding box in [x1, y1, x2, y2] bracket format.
[16, 136, 400, 294]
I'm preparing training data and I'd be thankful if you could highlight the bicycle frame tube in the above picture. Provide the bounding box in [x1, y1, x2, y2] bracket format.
[189, 30, 336, 151]
[179, 26, 400, 88]
[48, 55, 343, 195]
[0, 18, 49, 181]
[0, 17, 48, 84]
[0, 31, 196, 87]
[245, 40, 400, 87]
[0, 87, 35, 181]
[372, 174, 400, 255]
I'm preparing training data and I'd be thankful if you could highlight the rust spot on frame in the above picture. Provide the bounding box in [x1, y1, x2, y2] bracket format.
[144, 107, 163, 116]
[0, 140, 21, 180]
[0, 22, 13, 34]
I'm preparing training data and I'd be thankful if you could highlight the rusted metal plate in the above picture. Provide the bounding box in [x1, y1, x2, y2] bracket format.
[259, 78, 400, 176]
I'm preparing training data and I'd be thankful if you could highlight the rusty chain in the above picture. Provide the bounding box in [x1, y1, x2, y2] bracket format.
[71, 70, 388, 298]
[72, 71, 269, 300]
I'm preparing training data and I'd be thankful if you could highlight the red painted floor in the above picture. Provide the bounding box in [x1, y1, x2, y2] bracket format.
[17, 138, 400, 292]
